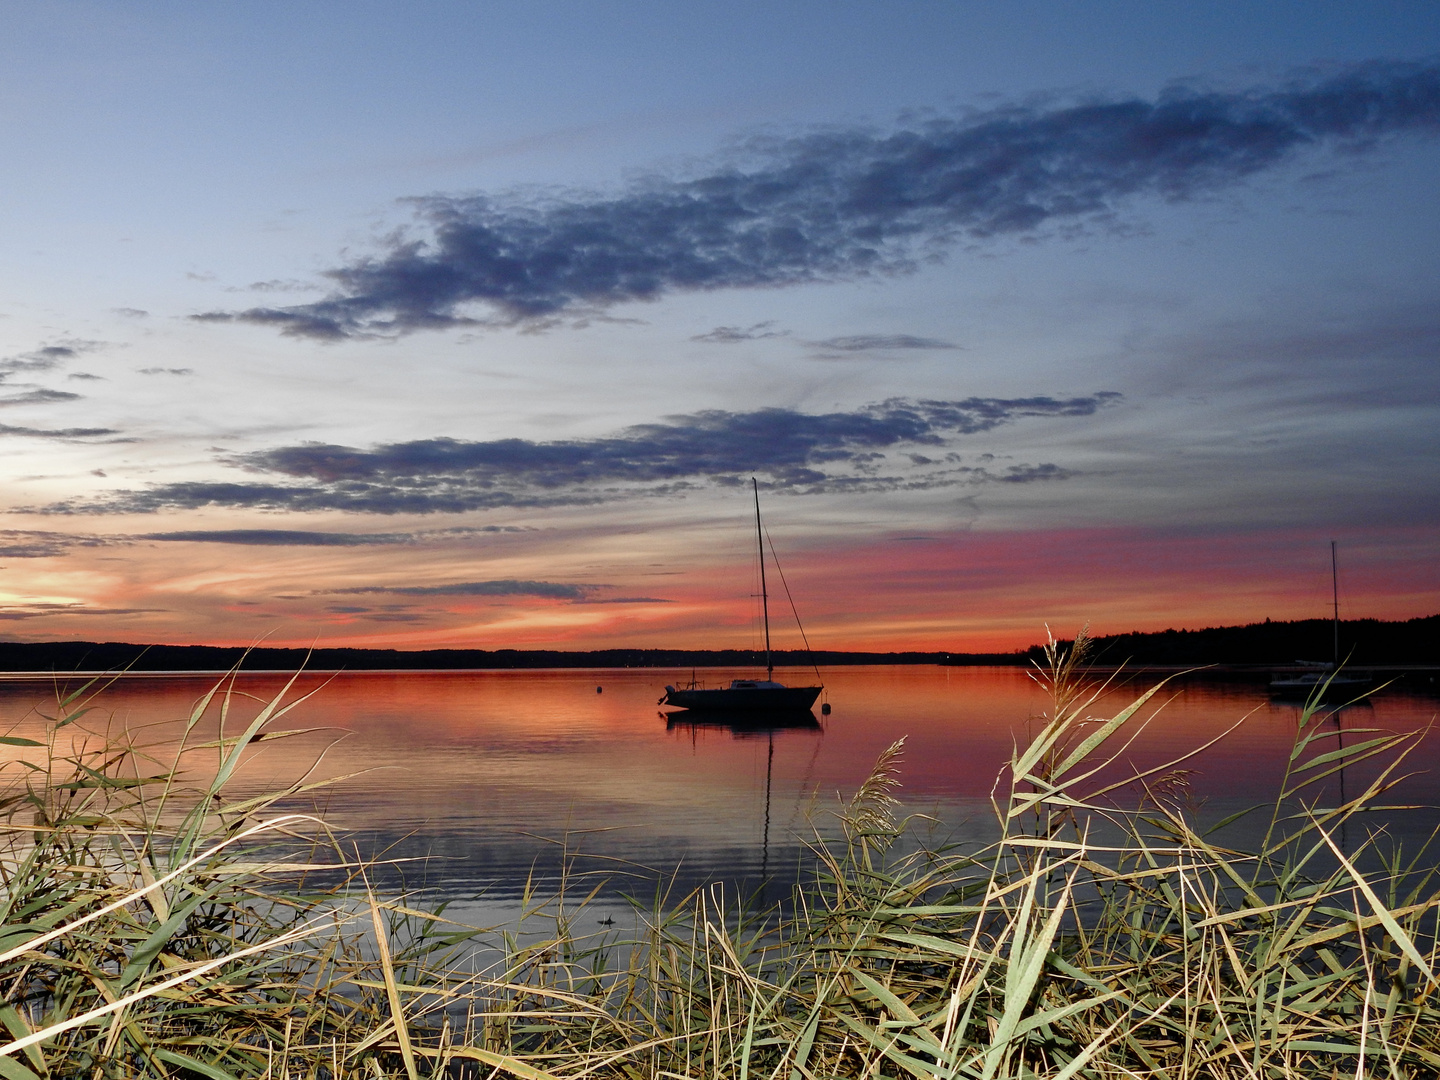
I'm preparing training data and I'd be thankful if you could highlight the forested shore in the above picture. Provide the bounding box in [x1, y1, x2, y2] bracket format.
[0, 612, 1435, 673]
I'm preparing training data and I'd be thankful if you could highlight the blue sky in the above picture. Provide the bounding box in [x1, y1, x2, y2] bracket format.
[0, 2, 1437, 649]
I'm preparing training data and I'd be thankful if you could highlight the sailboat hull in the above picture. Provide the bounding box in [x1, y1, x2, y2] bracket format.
[1268, 673, 1373, 701]
[661, 685, 821, 712]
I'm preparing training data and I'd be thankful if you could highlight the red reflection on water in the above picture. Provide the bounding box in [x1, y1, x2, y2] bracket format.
[0, 667, 1434, 881]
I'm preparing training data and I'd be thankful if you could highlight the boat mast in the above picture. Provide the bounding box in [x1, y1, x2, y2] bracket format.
[753, 477, 772, 681]
[1331, 539, 1339, 669]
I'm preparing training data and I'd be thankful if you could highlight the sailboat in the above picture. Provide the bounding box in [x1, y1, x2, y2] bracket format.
[660, 480, 824, 715]
[1269, 541, 1373, 700]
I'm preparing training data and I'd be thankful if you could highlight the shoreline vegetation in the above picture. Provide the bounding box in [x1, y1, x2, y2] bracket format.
[0, 613, 1435, 675]
[3, 634, 1440, 1076]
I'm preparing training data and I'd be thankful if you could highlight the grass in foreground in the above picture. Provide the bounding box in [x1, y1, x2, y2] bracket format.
[0, 638, 1437, 1078]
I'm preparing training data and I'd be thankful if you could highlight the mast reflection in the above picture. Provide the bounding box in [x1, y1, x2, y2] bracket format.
[664, 709, 822, 893]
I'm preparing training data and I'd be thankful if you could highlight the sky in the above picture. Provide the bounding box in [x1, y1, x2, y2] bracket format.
[1, 1, 1438, 653]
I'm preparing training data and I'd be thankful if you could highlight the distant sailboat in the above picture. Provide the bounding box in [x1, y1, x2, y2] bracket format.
[1269, 541, 1373, 700]
[660, 479, 823, 715]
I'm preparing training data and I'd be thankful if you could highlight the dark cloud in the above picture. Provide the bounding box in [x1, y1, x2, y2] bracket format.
[137, 367, 194, 376]
[234, 279, 322, 294]
[572, 596, 673, 604]
[17, 347, 75, 366]
[691, 322, 785, 343]
[333, 580, 591, 599]
[142, 529, 414, 546]
[998, 463, 1074, 483]
[68, 373, 105, 382]
[425, 524, 535, 535]
[2, 347, 73, 375]
[0, 389, 81, 407]
[0, 530, 118, 558]
[194, 60, 1440, 339]
[192, 307, 348, 339]
[0, 604, 162, 621]
[0, 422, 120, 439]
[0, 340, 104, 380]
[810, 334, 960, 352]
[36, 393, 1116, 515]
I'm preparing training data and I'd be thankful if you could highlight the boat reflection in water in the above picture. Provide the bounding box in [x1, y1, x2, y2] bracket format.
[665, 708, 823, 892]
[664, 708, 822, 736]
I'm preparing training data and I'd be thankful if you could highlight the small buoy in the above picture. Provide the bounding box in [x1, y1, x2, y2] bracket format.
[596, 685, 603, 694]
[821, 702, 831, 715]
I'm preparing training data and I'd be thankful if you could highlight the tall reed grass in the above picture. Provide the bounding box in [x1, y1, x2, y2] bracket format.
[1, 636, 1437, 1078]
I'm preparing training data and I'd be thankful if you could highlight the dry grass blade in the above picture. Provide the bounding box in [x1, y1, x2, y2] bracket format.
[366, 874, 420, 1080]
[3, 645, 1439, 1077]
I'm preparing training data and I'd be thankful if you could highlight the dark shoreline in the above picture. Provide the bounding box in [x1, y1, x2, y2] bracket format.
[0, 613, 1434, 675]
[0, 641, 1017, 675]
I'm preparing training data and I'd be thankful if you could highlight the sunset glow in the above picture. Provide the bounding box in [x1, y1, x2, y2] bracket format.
[1, 4, 1437, 653]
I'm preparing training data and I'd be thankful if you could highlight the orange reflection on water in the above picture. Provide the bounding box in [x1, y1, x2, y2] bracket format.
[0, 666, 1434, 896]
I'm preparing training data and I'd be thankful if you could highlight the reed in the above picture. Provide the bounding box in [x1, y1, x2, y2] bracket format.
[1, 639, 1437, 1078]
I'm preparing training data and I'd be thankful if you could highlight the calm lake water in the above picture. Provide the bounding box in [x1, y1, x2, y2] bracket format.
[2, 665, 1437, 915]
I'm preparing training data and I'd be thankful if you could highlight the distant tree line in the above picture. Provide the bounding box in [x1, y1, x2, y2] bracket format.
[1035, 614, 1440, 667]
[0, 641, 991, 673]
[0, 614, 1434, 673]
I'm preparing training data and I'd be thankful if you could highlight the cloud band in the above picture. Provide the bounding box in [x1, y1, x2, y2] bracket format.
[36, 393, 1118, 515]
[196, 60, 1440, 338]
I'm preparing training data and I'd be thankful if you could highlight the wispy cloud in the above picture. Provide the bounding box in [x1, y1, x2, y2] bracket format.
[0, 339, 106, 403]
[142, 529, 414, 546]
[807, 333, 962, 359]
[235, 280, 321, 294]
[0, 422, 120, 439]
[0, 530, 120, 558]
[0, 389, 81, 407]
[0, 603, 162, 621]
[0, 341, 100, 377]
[137, 367, 194, 376]
[811, 334, 960, 352]
[332, 579, 591, 599]
[194, 60, 1440, 339]
[36, 393, 1118, 515]
[0, 340, 106, 416]
[425, 524, 535, 536]
[691, 322, 785, 343]
[572, 595, 673, 604]
[997, 463, 1072, 483]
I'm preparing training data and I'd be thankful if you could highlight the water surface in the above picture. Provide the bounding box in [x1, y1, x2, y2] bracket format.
[1, 665, 1435, 909]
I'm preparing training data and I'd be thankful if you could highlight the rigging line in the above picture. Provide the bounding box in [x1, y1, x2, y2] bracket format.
[761, 523, 825, 689]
